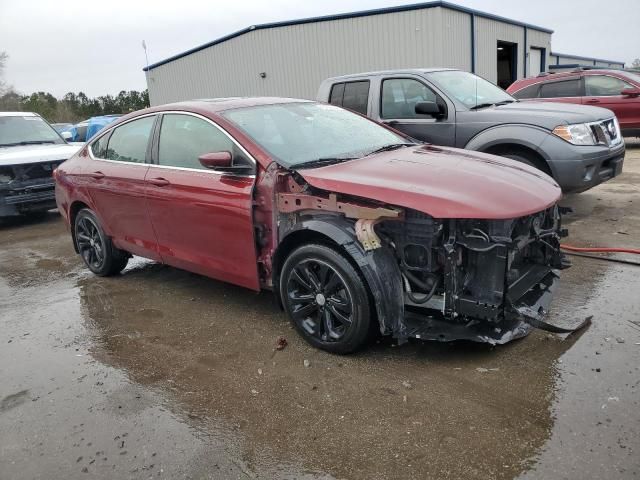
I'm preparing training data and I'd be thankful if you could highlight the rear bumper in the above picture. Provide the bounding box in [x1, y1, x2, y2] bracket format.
[0, 179, 56, 216]
[542, 138, 625, 193]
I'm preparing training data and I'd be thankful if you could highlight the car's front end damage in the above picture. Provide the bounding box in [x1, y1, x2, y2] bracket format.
[258, 145, 585, 345]
[0, 160, 67, 216]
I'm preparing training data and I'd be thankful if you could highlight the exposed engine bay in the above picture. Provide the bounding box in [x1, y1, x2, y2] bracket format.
[262, 169, 583, 345]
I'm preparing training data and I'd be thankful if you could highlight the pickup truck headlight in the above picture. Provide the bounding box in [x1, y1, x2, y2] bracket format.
[552, 123, 597, 146]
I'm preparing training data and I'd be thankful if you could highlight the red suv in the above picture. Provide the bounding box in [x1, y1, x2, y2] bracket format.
[54, 98, 572, 353]
[507, 69, 640, 137]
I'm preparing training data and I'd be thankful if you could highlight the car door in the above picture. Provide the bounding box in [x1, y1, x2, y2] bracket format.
[145, 112, 259, 290]
[84, 114, 160, 260]
[537, 77, 583, 105]
[376, 77, 455, 146]
[583, 74, 639, 131]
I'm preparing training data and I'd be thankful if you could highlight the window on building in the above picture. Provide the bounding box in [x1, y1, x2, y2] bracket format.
[381, 78, 439, 119]
[328, 81, 370, 114]
[585, 75, 633, 96]
[539, 79, 581, 98]
[106, 116, 155, 163]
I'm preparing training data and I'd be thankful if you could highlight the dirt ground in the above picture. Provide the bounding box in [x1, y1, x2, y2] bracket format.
[1, 140, 639, 480]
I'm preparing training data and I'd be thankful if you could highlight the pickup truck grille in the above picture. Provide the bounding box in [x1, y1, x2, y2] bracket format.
[590, 118, 622, 147]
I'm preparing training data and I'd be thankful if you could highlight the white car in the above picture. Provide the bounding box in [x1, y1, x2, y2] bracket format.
[0, 112, 81, 217]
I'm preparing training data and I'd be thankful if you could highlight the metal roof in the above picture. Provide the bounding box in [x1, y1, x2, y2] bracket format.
[551, 52, 625, 65]
[144, 1, 554, 72]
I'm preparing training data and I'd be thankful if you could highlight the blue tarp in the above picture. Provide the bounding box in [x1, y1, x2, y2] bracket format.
[61, 115, 121, 142]
[86, 115, 120, 141]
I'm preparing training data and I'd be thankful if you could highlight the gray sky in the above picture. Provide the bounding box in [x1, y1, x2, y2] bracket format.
[1, 0, 638, 97]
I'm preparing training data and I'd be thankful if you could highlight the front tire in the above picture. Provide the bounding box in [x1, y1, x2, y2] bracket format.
[74, 208, 129, 276]
[280, 243, 372, 354]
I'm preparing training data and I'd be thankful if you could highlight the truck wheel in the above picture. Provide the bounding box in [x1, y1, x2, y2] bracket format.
[280, 243, 372, 354]
[74, 208, 129, 276]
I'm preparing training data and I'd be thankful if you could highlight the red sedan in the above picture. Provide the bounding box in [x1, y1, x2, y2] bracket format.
[508, 69, 640, 137]
[55, 98, 570, 353]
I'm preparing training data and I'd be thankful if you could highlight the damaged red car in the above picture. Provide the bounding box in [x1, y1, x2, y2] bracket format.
[55, 98, 573, 353]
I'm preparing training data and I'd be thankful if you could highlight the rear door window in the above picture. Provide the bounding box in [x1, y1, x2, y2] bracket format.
[539, 79, 581, 98]
[328, 81, 370, 114]
[381, 78, 439, 119]
[106, 116, 155, 163]
[585, 75, 633, 96]
[512, 83, 540, 99]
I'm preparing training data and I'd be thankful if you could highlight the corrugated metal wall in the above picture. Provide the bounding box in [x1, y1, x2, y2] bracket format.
[147, 7, 474, 105]
[146, 6, 555, 105]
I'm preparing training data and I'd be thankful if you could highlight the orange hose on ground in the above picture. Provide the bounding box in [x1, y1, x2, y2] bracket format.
[560, 244, 640, 255]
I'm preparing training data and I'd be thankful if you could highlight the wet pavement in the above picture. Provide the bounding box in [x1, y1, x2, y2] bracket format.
[1, 140, 639, 480]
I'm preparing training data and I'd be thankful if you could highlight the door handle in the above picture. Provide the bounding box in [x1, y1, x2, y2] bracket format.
[147, 177, 170, 187]
[586, 99, 600, 104]
[383, 120, 399, 126]
[89, 171, 104, 179]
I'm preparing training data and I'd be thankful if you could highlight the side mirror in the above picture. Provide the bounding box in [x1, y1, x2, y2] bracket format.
[621, 87, 640, 98]
[61, 131, 72, 141]
[199, 151, 232, 169]
[415, 101, 445, 117]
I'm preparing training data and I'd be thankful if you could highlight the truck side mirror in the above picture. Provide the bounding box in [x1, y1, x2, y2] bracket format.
[415, 101, 445, 118]
[61, 131, 73, 141]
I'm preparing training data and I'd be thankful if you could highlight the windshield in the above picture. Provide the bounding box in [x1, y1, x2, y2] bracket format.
[0, 115, 64, 147]
[222, 102, 409, 168]
[427, 70, 515, 109]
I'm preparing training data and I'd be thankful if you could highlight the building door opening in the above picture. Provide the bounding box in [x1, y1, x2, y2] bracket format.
[497, 41, 517, 89]
[529, 47, 545, 77]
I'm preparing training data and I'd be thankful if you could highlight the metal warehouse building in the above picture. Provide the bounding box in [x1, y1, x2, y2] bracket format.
[144, 1, 625, 105]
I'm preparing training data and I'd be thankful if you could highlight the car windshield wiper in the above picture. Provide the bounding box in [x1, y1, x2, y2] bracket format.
[289, 157, 359, 169]
[470, 100, 516, 110]
[0, 140, 56, 147]
[469, 102, 496, 110]
[365, 143, 415, 157]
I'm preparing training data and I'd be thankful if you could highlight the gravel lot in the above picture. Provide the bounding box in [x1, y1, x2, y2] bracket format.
[1, 140, 639, 480]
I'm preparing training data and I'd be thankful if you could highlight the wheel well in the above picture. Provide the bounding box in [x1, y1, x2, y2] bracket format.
[69, 201, 90, 252]
[483, 143, 552, 175]
[272, 229, 340, 291]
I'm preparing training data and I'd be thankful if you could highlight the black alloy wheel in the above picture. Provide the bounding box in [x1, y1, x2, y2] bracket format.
[74, 208, 129, 276]
[280, 244, 372, 354]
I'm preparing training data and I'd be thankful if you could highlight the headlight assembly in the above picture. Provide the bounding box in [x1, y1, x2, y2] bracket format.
[552, 123, 597, 146]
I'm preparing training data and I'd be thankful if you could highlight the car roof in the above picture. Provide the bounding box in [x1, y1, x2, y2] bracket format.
[324, 68, 458, 81]
[0, 111, 39, 117]
[510, 68, 637, 91]
[123, 97, 314, 120]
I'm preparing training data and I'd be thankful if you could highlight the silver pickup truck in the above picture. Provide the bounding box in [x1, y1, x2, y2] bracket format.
[0, 112, 81, 217]
[318, 69, 625, 193]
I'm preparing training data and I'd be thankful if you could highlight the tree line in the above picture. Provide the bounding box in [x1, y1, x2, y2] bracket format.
[0, 90, 150, 123]
[0, 51, 149, 123]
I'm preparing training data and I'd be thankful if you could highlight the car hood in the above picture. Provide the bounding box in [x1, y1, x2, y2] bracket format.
[460, 101, 615, 129]
[0, 144, 82, 166]
[296, 145, 561, 219]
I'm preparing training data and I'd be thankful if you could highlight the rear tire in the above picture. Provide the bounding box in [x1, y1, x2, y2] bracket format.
[280, 243, 372, 354]
[74, 208, 129, 276]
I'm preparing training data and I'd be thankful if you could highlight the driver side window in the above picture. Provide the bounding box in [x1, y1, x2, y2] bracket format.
[381, 78, 439, 119]
[158, 114, 251, 171]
